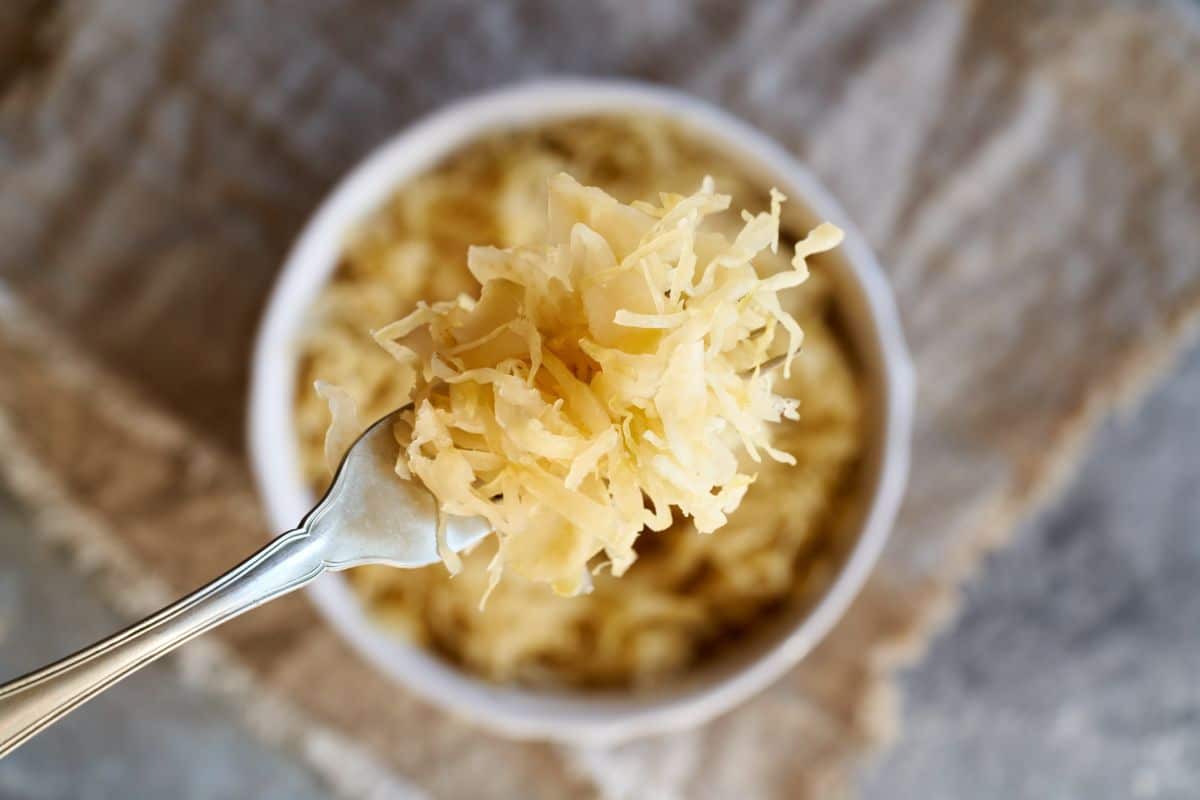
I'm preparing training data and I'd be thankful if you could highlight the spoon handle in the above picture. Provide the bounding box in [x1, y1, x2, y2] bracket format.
[0, 527, 326, 758]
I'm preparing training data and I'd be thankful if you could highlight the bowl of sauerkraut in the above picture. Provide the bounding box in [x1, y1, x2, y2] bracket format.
[248, 80, 914, 742]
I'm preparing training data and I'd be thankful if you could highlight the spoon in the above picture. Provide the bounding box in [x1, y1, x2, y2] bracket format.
[0, 409, 489, 758]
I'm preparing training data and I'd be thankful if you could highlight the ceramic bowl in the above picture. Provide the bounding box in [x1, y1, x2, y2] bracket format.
[248, 79, 914, 743]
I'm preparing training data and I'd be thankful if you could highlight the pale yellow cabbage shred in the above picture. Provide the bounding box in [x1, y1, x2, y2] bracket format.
[358, 173, 843, 597]
[294, 117, 865, 688]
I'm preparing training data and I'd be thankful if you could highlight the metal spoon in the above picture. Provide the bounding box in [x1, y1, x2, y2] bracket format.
[0, 409, 489, 758]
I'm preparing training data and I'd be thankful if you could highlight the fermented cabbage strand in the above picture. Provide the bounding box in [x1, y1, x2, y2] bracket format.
[361, 173, 843, 597]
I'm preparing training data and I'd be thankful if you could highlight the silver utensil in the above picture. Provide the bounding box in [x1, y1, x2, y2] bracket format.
[0, 409, 489, 758]
[0, 351, 791, 756]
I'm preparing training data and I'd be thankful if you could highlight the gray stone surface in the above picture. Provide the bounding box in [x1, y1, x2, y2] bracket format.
[862, 340, 1200, 799]
[0, 495, 330, 800]
[0, 354, 1197, 800]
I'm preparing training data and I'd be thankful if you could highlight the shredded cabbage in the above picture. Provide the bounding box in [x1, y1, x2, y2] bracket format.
[361, 173, 843, 595]
[296, 116, 866, 687]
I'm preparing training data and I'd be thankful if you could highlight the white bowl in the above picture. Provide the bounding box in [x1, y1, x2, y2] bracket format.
[248, 79, 915, 744]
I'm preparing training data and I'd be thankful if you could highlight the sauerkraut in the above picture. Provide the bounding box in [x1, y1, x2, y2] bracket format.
[357, 172, 842, 597]
[295, 117, 864, 687]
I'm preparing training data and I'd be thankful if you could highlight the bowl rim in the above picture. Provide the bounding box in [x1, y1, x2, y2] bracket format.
[248, 78, 915, 743]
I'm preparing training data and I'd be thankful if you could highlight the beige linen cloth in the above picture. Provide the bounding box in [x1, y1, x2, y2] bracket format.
[2, 1, 1199, 797]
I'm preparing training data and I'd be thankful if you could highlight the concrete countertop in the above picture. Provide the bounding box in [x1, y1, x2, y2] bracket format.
[864, 341, 1200, 799]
